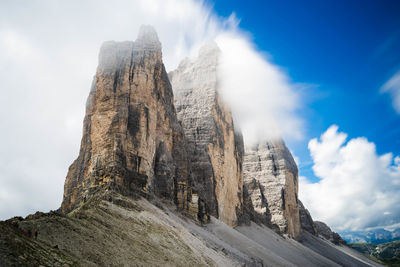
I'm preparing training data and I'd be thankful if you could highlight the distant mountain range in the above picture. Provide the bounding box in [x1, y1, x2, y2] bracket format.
[340, 227, 400, 244]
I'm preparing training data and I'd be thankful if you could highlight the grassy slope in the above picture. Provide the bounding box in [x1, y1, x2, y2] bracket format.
[0, 221, 77, 266]
[349, 241, 400, 266]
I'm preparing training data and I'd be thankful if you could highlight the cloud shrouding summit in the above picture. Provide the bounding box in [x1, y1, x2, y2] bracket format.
[300, 125, 400, 231]
[0, 0, 302, 219]
[216, 33, 303, 144]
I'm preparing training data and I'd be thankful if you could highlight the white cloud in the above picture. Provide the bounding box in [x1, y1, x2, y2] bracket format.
[300, 125, 400, 231]
[381, 70, 400, 113]
[216, 33, 303, 144]
[0, 0, 303, 219]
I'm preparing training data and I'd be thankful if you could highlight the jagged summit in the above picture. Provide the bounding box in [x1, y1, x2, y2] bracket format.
[198, 41, 220, 57]
[97, 25, 161, 73]
[98, 41, 133, 73]
[171, 41, 220, 77]
[137, 25, 159, 42]
[135, 24, 161, 50]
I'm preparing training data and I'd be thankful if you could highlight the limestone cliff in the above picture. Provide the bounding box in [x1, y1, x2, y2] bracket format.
[243, 141, 301, 238]
[61, 25, 192, 214]
[169, 43, 244, 227]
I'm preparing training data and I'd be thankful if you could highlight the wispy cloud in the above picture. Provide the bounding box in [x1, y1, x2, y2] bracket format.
[381, 70, 400, 113]
[300, 125, 400, 231]
[372, 32, 400, 60]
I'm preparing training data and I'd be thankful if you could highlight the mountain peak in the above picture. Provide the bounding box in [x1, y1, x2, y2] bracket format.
[198, 41, 220, 57]
[136, 25, 161, 50]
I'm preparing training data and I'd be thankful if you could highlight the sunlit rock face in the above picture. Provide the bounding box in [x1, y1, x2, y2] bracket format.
[243, 141, 301, 238]
[61, 25, 192, 214]
[169, 43, 244, 227]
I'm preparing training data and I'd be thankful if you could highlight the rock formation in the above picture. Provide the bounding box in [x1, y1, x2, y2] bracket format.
[61, 25, 193, 215]
[299, 200, 318, 236]
[59, 24, 338, 243]
[169, 42, 244, 227]
[243, 140, 301, 238]
[315, 221, 347, 245]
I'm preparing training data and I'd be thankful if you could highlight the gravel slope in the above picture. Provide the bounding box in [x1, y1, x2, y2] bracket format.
[1, 191, 381, 266]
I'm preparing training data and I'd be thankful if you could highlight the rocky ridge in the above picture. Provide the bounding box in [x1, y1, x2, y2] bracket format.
[315, 221, 347, 245]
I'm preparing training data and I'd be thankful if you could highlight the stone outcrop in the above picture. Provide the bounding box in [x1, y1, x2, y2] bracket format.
[314, 221, 347, 245]
[243, 141, 301, 238]
[299, 200, 318, 236]
[169, 42, 244, 227]
[61, 25, 192, 214]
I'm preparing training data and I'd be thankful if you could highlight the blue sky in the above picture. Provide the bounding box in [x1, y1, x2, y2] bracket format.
[212, 0, 400, 182]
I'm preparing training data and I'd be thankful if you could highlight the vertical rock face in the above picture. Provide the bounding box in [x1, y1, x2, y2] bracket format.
[299, 200, 318, 236]
[61, 25, 191, 213]
[243, 141, 301, 238]
[169, 43, 244, 227]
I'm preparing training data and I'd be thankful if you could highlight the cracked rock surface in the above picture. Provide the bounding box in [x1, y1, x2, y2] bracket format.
[169, 42, 244, 226]
[243, 141, 301, 238]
